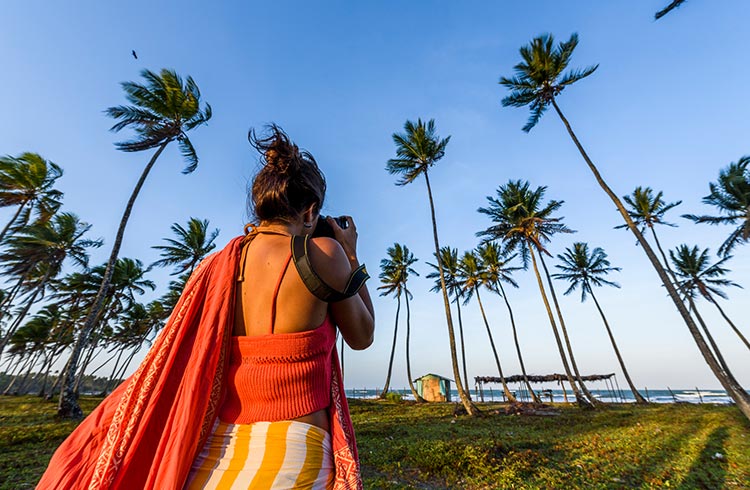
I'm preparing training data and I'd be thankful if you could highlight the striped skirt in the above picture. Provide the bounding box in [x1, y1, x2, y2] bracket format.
[183, 420, 334, 489]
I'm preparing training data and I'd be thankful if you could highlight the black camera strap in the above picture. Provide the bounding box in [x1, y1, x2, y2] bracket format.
[291, 235, 369, 302]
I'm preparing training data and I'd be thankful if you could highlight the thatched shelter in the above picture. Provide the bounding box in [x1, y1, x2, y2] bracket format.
[415, 373, 452, 402]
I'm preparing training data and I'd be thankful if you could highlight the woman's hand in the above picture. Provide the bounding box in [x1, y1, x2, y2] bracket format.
[328, 216, 358, 264]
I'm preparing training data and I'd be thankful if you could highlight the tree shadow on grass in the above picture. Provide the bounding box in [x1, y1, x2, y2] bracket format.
[676, 426, 728, 490]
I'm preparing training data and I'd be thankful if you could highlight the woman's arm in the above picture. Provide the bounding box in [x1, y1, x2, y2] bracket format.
[309, 217, 374, 350]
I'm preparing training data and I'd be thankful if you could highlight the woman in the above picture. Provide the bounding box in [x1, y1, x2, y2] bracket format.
[37, 126, 374, 490]
[184, 126, 375, 488]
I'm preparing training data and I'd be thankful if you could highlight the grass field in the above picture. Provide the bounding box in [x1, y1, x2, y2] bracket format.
[1, 396, 748, 489]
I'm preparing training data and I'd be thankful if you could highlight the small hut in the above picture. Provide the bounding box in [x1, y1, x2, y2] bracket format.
[415, 373, 452, 402]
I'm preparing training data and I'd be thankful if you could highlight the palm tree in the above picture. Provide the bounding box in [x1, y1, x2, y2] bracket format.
[59, 69, 211, 418]
[0, 152, 63, 242]
[458, 249, 516, 402]
[618, 186, 683, 277]
[377, 243, 422, 401]
[553, 243, 648, 404]
[426, 247, 470, 391]
[159, 272, 190, 315]
[478, 180, 591, 406]
[500, 34, 750, 418]
[151, 217, 219, 275]
[477, 242, 540, 403]
[69, 257, 156, 395]
[683, 157, 750, 257]
[2, 308, 56, 395]
[619, 187, 682, 235]
[386, 118, 478, 415]
[0, 213, 100, 358]
[669, 245, 750, 351]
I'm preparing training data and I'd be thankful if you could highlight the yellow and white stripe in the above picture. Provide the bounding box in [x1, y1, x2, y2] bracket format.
[184, 420, 334, 490]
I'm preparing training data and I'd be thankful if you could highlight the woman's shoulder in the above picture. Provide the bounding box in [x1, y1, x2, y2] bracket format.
[305, 236, 352, 290]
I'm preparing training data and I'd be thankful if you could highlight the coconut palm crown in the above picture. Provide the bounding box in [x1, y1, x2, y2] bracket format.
[152, 217, 219, 275]
[378, 243, 419, 298]
[386, 119, 450, 185]
[683, 156, 750, 256]
[669, 245, 740, 301]
[616, 186, 682, 233]
[0, 153, 63, 241]
[552, 242, 621, 302]
[106, 68, 212, 174]
[477, 180, 573, 264]
[499, 33, 598, 132]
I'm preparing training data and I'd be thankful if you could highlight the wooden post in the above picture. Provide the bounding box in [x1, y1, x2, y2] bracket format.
[560, 379, 569, 403]
[668, 386, 678, 403]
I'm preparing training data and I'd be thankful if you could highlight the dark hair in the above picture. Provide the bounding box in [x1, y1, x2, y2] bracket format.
[248, 125, 326, 223]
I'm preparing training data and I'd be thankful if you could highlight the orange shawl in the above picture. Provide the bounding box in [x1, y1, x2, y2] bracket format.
[37, 236, 362, 490]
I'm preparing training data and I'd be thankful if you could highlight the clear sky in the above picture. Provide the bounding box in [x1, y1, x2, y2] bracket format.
[2, 1, 748, 391]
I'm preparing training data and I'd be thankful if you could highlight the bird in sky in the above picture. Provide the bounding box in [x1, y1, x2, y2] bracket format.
[131, 50, 138, 59]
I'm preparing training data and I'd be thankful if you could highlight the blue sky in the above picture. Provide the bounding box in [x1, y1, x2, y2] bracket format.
[2, 1, 749, 391]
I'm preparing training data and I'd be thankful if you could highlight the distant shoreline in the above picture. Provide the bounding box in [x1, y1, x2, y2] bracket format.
[345, 387, 740, 404]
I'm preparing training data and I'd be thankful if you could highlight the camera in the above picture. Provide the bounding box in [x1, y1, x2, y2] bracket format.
[312, 215, 349, 238]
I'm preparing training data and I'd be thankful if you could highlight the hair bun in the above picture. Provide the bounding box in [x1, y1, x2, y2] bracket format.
[259, 130, 300, 174]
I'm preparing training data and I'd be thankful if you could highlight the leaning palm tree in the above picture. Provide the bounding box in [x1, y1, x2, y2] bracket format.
[669, 245, 749, 352]
[151, 217, 219, 275]
[458, 249, 516, 402]
[500, 34, 750, 418]
[683, 156, 750, 257]
[0, 213, 100, 358]
[477, 242, 540, 403]
[59, 69, 211, 418]
[0, 152, 63, 243]
[478, 180, 591, 406]
[553, 242, 648, 404]
[377, 243, 422, 401]
[426, 247, 470, 391]
[386, 118, 478, 415]
[618, 186, 682, 275]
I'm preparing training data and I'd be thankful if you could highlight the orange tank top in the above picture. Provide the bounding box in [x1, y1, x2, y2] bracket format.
[218, 250, 336, 424]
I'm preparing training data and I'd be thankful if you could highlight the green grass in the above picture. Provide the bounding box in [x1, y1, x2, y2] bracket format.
[1, 396, 748, 489]
[0, 396, 102, 490]
[350, 400, 750, 489]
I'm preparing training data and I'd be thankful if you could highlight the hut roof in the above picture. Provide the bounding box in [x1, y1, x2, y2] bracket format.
[475, 373, 615, 384]
[415, 373, 453, 382]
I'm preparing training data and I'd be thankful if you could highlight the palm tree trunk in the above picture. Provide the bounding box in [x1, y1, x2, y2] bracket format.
[3, 354, 34, 395]
[58, 141, 170, 418]
[454, 296, 471, 394]
[475, 287, 516, 402]
[651, 226, 748, 396]
[529, 247, 588, 406]
[497, 283, 541, 403]
[15, 350, 43, 394]
[422, 171, 478, 415]
[707, 296, 750, 351]
[551, 99, 750, 419]
[589, 289, 648, 403]
[405, 288, 425, 403]
[379, 292, 401, 398]
[0, 200, 27, 243]
[688, 302, 736, 379]
[108, 345, 141, 393]
[539, 254, 598, 406]
[74, 341, 100, 396]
